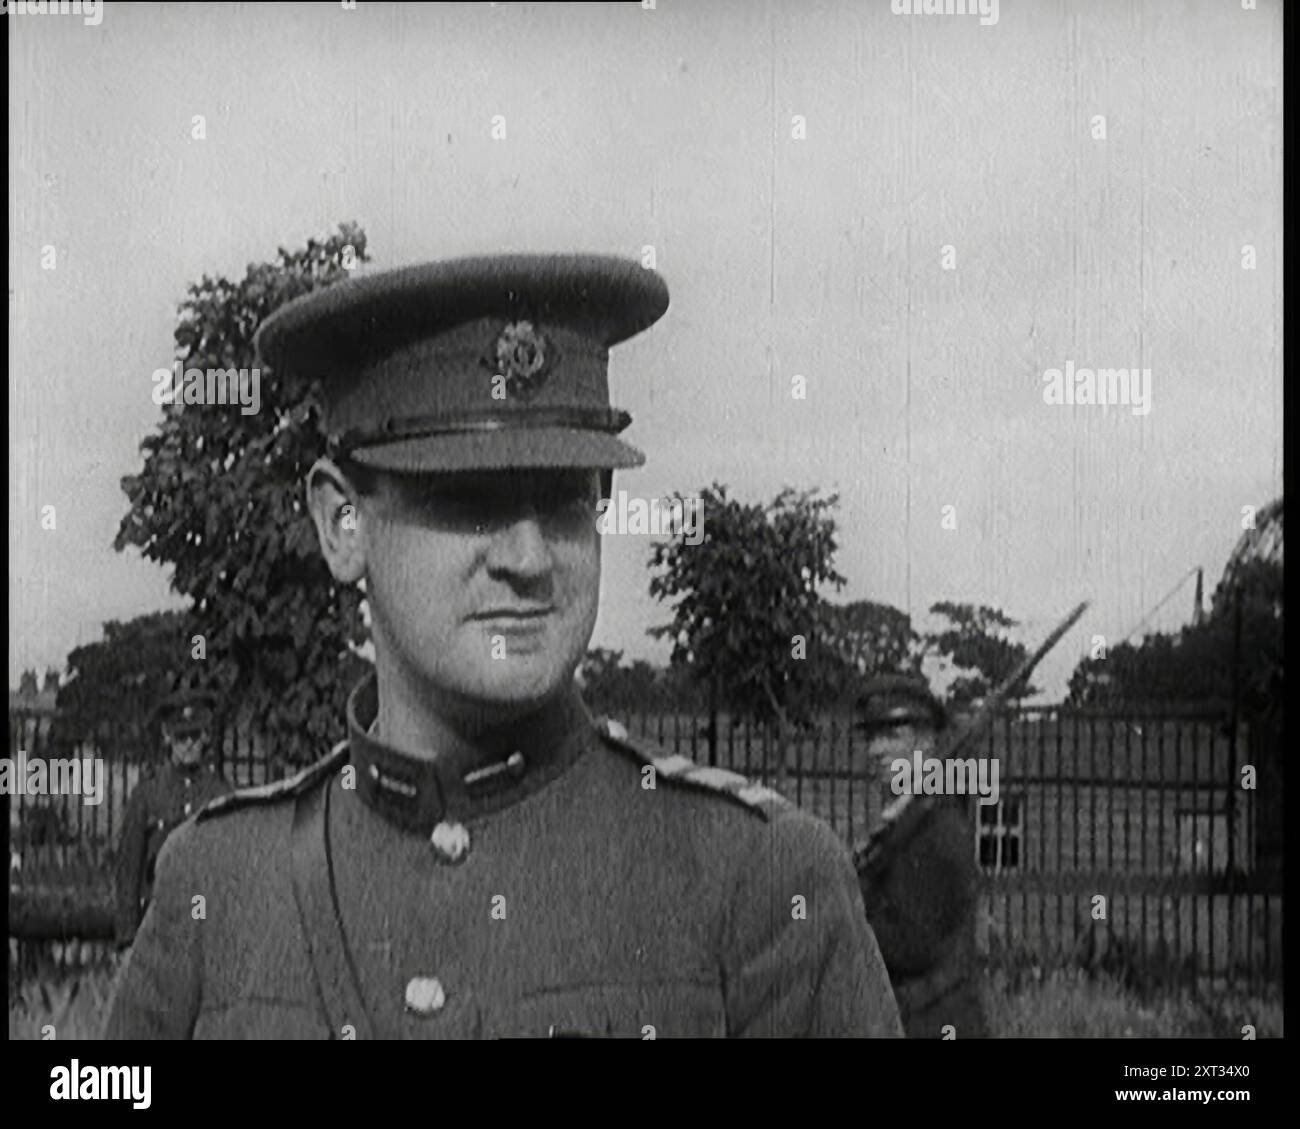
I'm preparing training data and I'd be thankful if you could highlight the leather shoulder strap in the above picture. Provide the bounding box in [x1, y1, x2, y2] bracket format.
[290, 767, 377, 1040]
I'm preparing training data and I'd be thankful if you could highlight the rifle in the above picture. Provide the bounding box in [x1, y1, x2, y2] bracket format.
[851, 600, 1090, 882]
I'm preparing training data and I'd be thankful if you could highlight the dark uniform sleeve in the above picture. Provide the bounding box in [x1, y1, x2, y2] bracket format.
[860, 803, 987, 1037]
[103, 820, 204, 1040]
[721, 809, 902, 1037]
[861, 804, 975, 975]
[113, 778, 154, 946]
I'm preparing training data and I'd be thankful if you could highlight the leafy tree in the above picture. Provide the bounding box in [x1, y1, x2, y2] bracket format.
[114, 223, 373, 766]
[1068, 558, 1283, 718]
[622, 660, 669, 709]
[648, 484, 846, 739]
[649, 659, 709, 712]
[55, 611, 191, 754]
[923, 601, 1037, 706]
[1066, 557, 1284, 867]
[578, 648, 701, 713]
[577, 647, 626, 696]
[820, 599, 922, 697]
[577, 647, 643, 708]
[1215, 557, 1285, 715]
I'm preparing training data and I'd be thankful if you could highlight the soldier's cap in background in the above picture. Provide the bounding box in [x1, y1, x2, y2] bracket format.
[856, 672, 947, 734]
[155, 687, 218, 732]
[254, 254, 671, 474]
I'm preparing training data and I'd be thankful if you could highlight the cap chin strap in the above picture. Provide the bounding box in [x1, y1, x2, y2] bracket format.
[329, 405, 632, 457]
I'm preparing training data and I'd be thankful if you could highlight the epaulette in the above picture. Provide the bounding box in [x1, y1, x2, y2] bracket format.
[197, 741, 350, 822]
[597, 718, 790, 821]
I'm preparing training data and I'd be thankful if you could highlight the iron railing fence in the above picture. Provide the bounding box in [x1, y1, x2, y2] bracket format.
[7, 701, 1283, 993]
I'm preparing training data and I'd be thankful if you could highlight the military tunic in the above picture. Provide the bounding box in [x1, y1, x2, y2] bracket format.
[857, 797, 987, 1038]
[113, 760, 233, 945]
[105, 677, 901, 1039]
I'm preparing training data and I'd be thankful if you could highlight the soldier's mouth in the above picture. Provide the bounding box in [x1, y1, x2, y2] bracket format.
[471, 607, 554, 622]
[472, 611, 556, 639]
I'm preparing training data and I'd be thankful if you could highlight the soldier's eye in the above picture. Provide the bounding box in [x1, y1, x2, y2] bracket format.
[385, 470, 597, 535]
[388, 481, 497, 531]
[534, 477, 596, 519]
[432, 493, 500, 529]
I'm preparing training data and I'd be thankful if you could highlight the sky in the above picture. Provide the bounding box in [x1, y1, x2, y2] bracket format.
[8, 0, 1283, 702]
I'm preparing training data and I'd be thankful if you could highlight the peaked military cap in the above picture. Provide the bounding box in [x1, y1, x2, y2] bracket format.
[857, 672, 946, 732]
[253, 254, 670, 472]
[155, 687, 218, 729]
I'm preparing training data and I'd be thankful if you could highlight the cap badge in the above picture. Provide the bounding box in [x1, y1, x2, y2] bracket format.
[484, 320, 555, 399]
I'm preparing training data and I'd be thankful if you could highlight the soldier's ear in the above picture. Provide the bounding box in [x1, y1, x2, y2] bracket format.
[306, 456, 367, 584]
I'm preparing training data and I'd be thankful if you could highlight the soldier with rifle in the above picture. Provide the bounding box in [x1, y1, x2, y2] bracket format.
[852, 601, 1089, 1038]
[854, 672, 986, 1037]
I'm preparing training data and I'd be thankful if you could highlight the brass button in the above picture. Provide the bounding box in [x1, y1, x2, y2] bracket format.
[405, 976, 446, 1015]
[430, 820, 471, 864]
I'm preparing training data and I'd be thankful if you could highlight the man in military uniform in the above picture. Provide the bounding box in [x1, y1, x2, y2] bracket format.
[854, 673, 987, 1037]
[105, 255, 901, 1039]
[112, 688, 233, 947]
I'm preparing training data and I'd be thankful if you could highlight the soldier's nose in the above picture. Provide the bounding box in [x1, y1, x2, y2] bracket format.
[485, 513, 551, 579]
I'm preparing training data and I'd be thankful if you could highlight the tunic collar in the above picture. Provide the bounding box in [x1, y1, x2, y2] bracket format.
[346, 673, 592, 833]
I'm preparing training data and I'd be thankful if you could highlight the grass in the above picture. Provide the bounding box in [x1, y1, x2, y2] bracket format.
[7, 959, 1283, 1039]
[9, 967, 117, 1041]
[984, 967, 1284, 1038]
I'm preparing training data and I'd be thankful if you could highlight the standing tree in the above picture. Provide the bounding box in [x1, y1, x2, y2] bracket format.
[577, 647, 627, 700]
[648, 484, 846, 780]
[923, 601, 1037, 707]
[820, 599, 923, 700]
[577, 648, 679, 714]
[1067, 557, 1283, 716]
[114, 223, 373, 766]
[55, 610, 191, 756]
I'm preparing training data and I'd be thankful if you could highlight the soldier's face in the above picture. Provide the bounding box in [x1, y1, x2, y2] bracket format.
[864, 723, 936, 773]
[862, 723, 937, 821]
[167, 729, 205, 766]
[358, 468, 603, 708]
